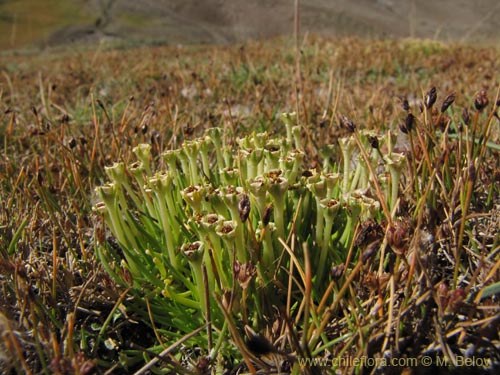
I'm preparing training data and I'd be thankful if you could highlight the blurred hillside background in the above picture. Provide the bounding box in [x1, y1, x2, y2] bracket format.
[1, 0, 500, 50]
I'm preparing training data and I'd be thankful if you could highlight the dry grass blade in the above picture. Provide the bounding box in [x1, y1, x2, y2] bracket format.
[133, 324, 207, 375]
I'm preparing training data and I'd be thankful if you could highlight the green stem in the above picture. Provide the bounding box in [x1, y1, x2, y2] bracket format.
[191, 261, 207, 317]
[262, 225, 275, 268]
[235, 224, 247, 263]
[155, 192, 178, 269]
[273, 199, 285, 241]
[315, 198, 324, 247]
[317, 214, 334, 283]
[187, 155, 199, 186]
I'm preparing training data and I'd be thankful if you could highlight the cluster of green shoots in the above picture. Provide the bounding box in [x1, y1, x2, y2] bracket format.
[93, 112, 407, 370]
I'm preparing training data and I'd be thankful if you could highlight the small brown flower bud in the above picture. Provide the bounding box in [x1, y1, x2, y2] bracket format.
[368, 135, 379, 149]
[339, 114, 356, 133]
[401, 96, 410, 112]
[238, 194, 251, 223]
[425, 87, 437, 109]
[440, 93, 455, 113]
[405, 113, 415, 132]
[68, 138, 77, 149]
[330, 264, 345, 280]
[262, 204, 272, 226]
[474, 89, 489, 111]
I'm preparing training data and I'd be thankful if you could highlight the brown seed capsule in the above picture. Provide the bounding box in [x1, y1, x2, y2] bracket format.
[474, 89, 489, 111]
[339, 114, 356, 133]
[440, 93, 455, 113]
[401, 96, 410, 112]
[368, 135, 379, 149]
[331, 264, 345, 280]
[61, 114, 70, 123]
[238, 194, 251, 223]
[68, 138, 77, 149]
[262, 203, 273, 226]
[425, 87, 437, 109]
[405, 113, 415, 132]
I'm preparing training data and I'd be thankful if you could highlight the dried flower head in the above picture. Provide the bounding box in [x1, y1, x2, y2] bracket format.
[355, 219, 383, 247]
[386, 220, 409, 254]
[233, 261, 256, 290]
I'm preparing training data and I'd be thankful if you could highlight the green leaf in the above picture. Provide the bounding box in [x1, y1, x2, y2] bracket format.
[478, 282, 500, 301]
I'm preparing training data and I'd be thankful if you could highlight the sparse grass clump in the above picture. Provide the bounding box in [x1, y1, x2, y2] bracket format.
[0, 37, 499, 374]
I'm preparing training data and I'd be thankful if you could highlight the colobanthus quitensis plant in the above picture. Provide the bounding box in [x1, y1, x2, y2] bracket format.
[93, 113, 406, 370]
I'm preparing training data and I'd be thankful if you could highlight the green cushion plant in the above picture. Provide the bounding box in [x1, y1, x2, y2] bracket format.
[94, 114, 405, 371]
